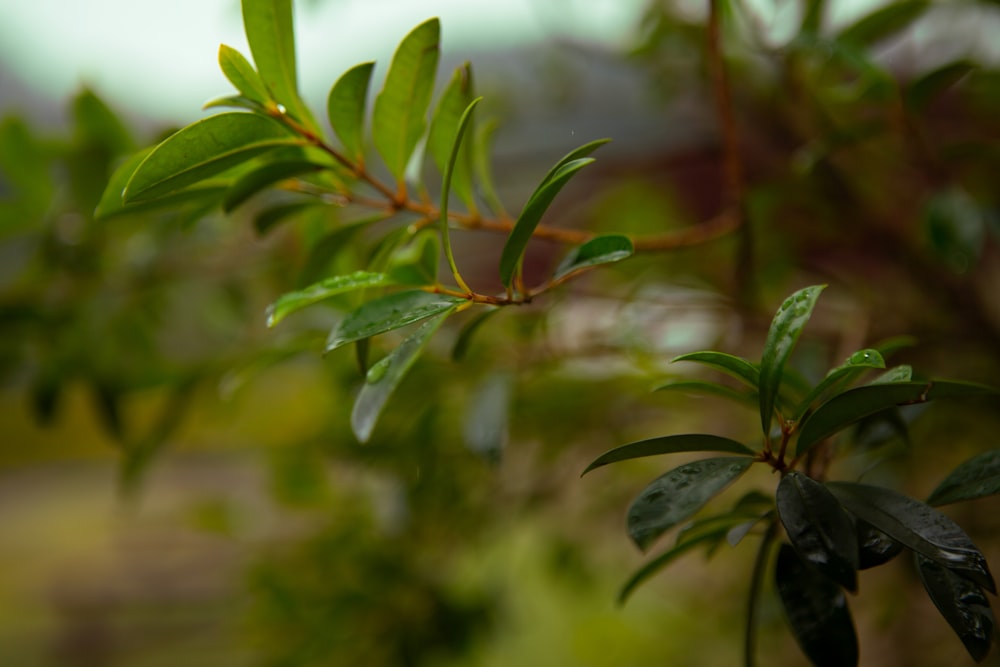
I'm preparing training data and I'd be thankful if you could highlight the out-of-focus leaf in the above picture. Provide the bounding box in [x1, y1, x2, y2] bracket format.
[916, 554, 995, 663]
[873, 335, 918, 358]
[837, 0, 929, 47]
[928, 449, 1000, 506]
[352, 309, 455, 442]
[219, 44, 272, 105]
[776, 544, 859, 667]
[203, 95, 268, 113]
[794, 348, 885, 419]
[777, 472, 859, 591]
[827, 481, 996, 593]
[96, 150, 227, 219]
[266, 271, 395, 327]
[800, 0, 825, 34]
[462, 373, 509, 464]
[387, 232, 439, 286]
[871, 365, 913, 384]
[759, 285, 825, 433]
[627, 456, 753, 551]
[583, 434, 755, 475]
[923, 187, 987, 274]
[325, 290, 465, 352]
[73, 88, 134, 155]
[672, 351, 760, 389]
[427, 63, 476, 210]
[253, 201, 322, 235]
[474, 118, 506, 216]
[372, 18, 440, 181]
[856, 519, 904, 569]
[123, 113, 302, 202]
[451, 307, 499, 361]
[222, 159, 323, 212]
[653, 380, 757, 406]
[905, 60, 977, 111]
[552, 235, 633, 280]
[327, 61, 374, 162]
[796, 380, 998, 456]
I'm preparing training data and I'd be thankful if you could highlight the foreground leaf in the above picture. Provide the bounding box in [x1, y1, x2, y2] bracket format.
[652, 380, 757, 406]
[776, 544, 859, 667]
[672, 350, 760, 389]
[325, 290, 465, 352]
[266, 271, 395, 327]
[222, 159, 324, 212]
[218, 44, 271, 105]
[123, 113, 301, 202]
[777, 472, 859, 592]
[352, 309, 455, 442]
[916, 554, 995, 663]
[553, 235, 633, 280]
[327, 61, 375, 162]
[582, 434, 755, 476]
[827, 481, 996, 593]
[794, 348, 885, 420]
[856, 519, 904, 569]
[627, 456, 753, 551]
[928, 449, 1000, 506]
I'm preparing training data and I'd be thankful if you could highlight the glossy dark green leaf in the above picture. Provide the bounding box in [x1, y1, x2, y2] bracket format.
[916, 554, 994, 663]
[352, 309, 455, 442]
[266, 271, 395, 327]
[427, 63, 476, 210]
[451, 307, 499, 361]
[218, 44, 271, 104]
[672, 350, 760, 389]
[325, 290, 465, 353]
[327, 61, 374, 162]
[387, 232, 439, 286]
[856, 519, 904, 569]
[827, 481, 996, 593]
[123, 113, 302, 202]
[759, 285, 825, 433]
[582, 434, 755, 476]
[553, 235, 633, 280]
[222, 159, 323, 212]
[652, 380, 757, 406]
[837, 0, 929, 47]
[777, 472, 859, 591]
[776, 544, 859, 667]
[627, 456, 753, 551]
[372, 18, 440, 181]
[905, 60, 976, 111]
[796, 380, 998, 456]
[794, 349, 885, 420]
[928, 450, 1000, 506]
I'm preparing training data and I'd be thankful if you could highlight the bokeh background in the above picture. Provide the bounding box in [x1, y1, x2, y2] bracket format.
[2, 0, 1000, 665]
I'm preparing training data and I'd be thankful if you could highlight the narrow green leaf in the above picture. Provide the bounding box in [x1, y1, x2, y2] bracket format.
[451, 307, 499, 361]
[653, 380, 757, 406]
[800, 0, 825, 34]
[776, 544, 859, 667]
[905, 60, 976, 111]
[254, 201, 322, 236]
[428, 63, 476, 210]
[871, 364, 913, 384]
[372, 18, 440, 181]
[837, 0, 929, 47]
[223, 159, 323, 212]
[219, 44, 271, 104]
[777, 472, 859, 592]
[618, 526, 734, 605]
[266, 271, 395, 327]
[796, 380, 999, 456]
[553, 235, 633, 280]
[928, 450, 1000, 506]
[794, 348, 885, 420]
[123, 113, 302, 202]
[672, 350, 760, 388]
[677, 509, 772, 547]
[327, 61, 375, 162]
[539, 138, 611, 185]
[827, 481, 996, 593]
[583, 434, 755, 476]
[352, 309, 455, 442]
[759, 285, 826, 433]
[916, 554, 995, 663]
[498, 157, 596, 288]
[627, 456, 753, 551]
[387, 232, 439, 286]
[203, 95, 268, 113]
[856, 519, 904, 569]
[474, 118, 506, 217]
[438, 97, 482, 292]
[325, 290, 465, 353]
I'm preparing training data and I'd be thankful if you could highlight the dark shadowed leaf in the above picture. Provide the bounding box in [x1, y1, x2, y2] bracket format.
[916, 554, 995, 663]
[856, 519, 904, 569]
[905, 60, 977, 111]
[222, 159, 324, 212]
[218, 44, 271, 104]
[777, 472, 859, 591]
[759, 285, 825, 433]
[266, 271, 395, 327]
[253, 201, 322, 235]
[827, 481, 996, 592]
[928, 449, 1000, 506]
[352, 309, 456, 442]
[325, 290, 465, 352]
[627, 456, 753, 551]
[327, 61, 375, 162]
[794, 348, 885, 419]
[583, 434, 755, 475]
[652, 380, 757, 406]
[553, 234, 633, 280]
[837, 0, 929, 47]
[671, 350, 760, 388]
[451, 307, 499, 361]
[776, 544, 859, 667]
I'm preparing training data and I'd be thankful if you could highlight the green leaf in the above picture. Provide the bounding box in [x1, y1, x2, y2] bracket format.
[498, 157, 598, 288]
[462, 373, 509, 464]
[794, 348, 885, 420]
[856, 519, 904, 569]
[837, 0, 929, 47]
[582, 434, 755, 476]
[387, 232, 439, 286]
[327, 61, 375, 162]
[627, 456, 753, 551]
[325, 290, 465, 353]
[928, 450, 1000, 506]
[266, 271, 395, 327]
[451, 307, 499, 361]
[474, 118, 506, 217]
[923, 187, 987, 274]
[438, 97, 482, 291]
[916, 554, 995, 663]
[652, 380, 757, 406]
[905, 60, 976, 111]
[796, 380, 999, 456]
[775, 544, 859, 667]
[218, 44, 271, 104]
[123, 113, 302, 202]
[553, 234, 633, 280]
[352, 309, 455, 442]
[777, 472, 859, 592]
[759, 285, 825, 433]
[871, 364, 913, 384]
[203, 95, 268, 113]
[222, 159, 323, 212]
[827, 481, 996, 593]
[672, 350, 760, 388]
[372, 18, 440, 181]
[427, 63, 476, 210]
[253, 201, 322, 235]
